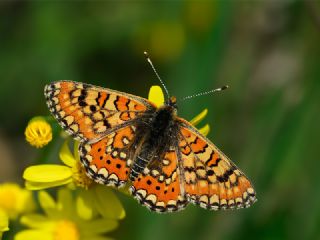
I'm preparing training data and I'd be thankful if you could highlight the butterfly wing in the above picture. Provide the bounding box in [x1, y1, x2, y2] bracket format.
[177, 118, 257, 210]
[79, 125, 137, 187]
[129, 148, 187, 212]
[44, 80, 155, 142]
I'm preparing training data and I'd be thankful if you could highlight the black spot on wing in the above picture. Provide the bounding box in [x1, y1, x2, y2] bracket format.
[216, 167, 236, 183]
[103, 119, 111, 128]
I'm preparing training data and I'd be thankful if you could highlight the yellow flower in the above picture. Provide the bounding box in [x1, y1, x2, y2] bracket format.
[0, 209, 9, 240]
[25, 117, 52, 148]
[23, 141, 125, 220]
[24, 141, 92, 190]
[77, 184, 125, 220]
[0, 183, 35, 220]
[15, 188, 118, 240]
[148, 85, 210, 136]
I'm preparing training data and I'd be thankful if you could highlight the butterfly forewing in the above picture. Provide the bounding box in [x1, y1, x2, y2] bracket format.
[44, 80, 155, 142]
[177, 118, 257, 210]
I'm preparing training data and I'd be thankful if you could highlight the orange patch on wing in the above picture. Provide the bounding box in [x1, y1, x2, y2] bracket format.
[181, 144, 191, 155]
[60, 81, 74, 90]
[133, 175, 181, 203]
[226, 188, 234, 200]
[98, 92, 108, 107]
[57, 88, 72, 107]
[185, 183, 197, 195]
[198, 181, 210, 195]
[120, 112, 130, 121]
[180, 128, 192, 138]
[113, 126, 134, 148]
[162, 151, 176, 176]
[116, 96, 129, 111]
[238, 176, 252, 193]
[134, 103, 147, 111]
[205, 152, 220, 167]
[209, 183, 219, 195]
[190, 137, 207, 153]
[87, 137, 130, 182]
[218, 184, 227, 200]
[77, 117, 95, 139]
[232, 186, 243, 198]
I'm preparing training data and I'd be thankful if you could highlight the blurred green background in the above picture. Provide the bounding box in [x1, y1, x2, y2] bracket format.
[1, 1, 320, 240]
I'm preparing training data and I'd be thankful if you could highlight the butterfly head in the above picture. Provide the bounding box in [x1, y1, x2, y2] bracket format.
[167, 96, 177, 107]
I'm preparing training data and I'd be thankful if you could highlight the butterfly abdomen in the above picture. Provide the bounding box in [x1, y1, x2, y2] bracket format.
[129, 106, 177, 181]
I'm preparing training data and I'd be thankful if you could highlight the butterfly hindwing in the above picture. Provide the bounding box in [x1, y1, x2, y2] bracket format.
[129, 148, 187, 212]
[178, 118, 257, 210]
[79, 125, 136, 187]
[44, 80, 155, 142]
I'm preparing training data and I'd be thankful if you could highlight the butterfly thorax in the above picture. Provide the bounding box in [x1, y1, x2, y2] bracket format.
[129, 103, 178, 181]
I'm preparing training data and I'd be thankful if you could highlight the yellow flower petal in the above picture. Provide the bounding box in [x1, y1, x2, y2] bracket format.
[59, 140, 76, 167]
[18, 188, 118, 240]
[71, 161, 93, 189]
[23, 165, 72, 183]
[14, 230, 53, 240]
[148, 86, 165, 108]
[53, 220, 79, 240]
[82, 219, 118, 235]
[0, 183, 35, 219]
[38, 191, 58, 218]
[25, 178, 72, 190]
[93, 185, 125, 220]
[20, 214, 53, 230]
[18, 189, 36, 216]
[76, 190, 95, 220]
[116, 183, 130, 196]
[0, 209, 9, 232]
[198, 124, 210, 136]
[190, 108, 208, 126]
[57, 188, 74, 216]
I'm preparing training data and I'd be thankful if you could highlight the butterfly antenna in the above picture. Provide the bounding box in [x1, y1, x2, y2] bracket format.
[144, 51, 170, 99]
[181, 85, 229, 101]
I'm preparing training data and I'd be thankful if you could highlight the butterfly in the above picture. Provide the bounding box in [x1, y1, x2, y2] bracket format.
[44, 80, 256, 212]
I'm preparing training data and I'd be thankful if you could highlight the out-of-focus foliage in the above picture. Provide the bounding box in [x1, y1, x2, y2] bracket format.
[1, 1, 320, 240]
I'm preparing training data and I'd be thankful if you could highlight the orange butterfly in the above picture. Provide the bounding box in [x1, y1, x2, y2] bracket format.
[45, 79, 256, 213]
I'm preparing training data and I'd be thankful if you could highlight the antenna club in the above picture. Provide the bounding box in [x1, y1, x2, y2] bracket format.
[181, 84, 230, 101]
[144, 51, 149, 58]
